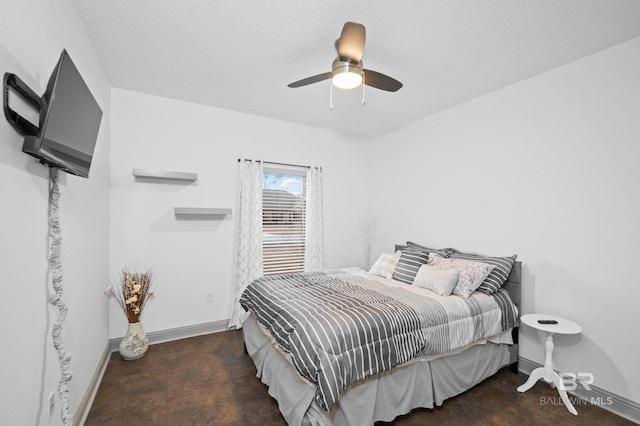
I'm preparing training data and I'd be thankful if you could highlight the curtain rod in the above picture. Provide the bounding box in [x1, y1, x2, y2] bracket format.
[237, 158, 311, 169]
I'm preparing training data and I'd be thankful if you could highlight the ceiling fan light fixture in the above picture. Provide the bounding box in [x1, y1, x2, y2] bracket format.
[332, 60, 363, 89]
[287, 23, 402, 93]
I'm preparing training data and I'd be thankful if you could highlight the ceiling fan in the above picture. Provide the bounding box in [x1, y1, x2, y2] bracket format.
[287, 22, 403, 92]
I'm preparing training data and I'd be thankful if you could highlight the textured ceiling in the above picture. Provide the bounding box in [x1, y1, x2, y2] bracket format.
[72, 0, 640, 137]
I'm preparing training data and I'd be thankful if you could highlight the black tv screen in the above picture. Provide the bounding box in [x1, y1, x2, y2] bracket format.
[22, 49, 102, 178]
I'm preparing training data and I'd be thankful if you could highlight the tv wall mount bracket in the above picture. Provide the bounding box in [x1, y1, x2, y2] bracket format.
[3, 72, 43, 137]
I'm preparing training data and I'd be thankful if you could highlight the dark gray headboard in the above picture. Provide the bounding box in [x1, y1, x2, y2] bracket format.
[502, 261, 522, 311]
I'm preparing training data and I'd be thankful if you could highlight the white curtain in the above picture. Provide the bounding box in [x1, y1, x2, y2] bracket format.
[304, 166, 324, 271]
[229, 160, 264, 329]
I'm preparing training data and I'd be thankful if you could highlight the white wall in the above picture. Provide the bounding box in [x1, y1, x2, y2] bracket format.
[371, 37, 640, 402]
[109, 88, 371, 337]
[0, 1, 111, 425]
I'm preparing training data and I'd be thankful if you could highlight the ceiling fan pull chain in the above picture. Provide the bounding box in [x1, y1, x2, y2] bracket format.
[330, 81, 334, 109]
[362, 71, 366, 105]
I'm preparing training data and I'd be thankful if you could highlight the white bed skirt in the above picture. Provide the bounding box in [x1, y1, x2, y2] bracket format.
[243, 313, 510, 426]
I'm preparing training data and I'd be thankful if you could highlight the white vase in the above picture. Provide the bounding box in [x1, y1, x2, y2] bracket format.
[119, 322, 149, 360]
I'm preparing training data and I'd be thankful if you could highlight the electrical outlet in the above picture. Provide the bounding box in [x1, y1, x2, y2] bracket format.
[48, 391, 55, 419]
[205, 292, 215, 303]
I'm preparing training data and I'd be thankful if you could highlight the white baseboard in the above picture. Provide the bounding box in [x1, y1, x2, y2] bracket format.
[519, 357, 640, 424]
[109, 319, 231, 353]
[74, 342, 111, 426]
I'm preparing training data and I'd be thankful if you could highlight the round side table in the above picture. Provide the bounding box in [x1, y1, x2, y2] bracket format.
[516, 313, 582, 416]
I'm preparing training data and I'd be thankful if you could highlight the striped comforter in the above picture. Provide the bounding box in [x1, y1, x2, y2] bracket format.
[239, 269, 518, 411]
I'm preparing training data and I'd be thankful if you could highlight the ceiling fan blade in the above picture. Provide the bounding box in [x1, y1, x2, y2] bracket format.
[337, 22, 366, 62]
[287, 72, 332, 88]
[363, 69, 403, 92]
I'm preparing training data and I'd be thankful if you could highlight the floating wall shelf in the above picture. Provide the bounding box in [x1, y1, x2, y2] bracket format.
[132, 168, 198, 182]
[174, 207, 232, 216]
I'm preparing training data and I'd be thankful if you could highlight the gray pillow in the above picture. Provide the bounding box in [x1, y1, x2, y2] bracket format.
[451, 250, 517, 295]
[392, 249, 430, 284]
[406, 241, 453, 258]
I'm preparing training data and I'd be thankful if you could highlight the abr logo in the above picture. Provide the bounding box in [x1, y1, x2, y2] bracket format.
[559, 372, 594, 391]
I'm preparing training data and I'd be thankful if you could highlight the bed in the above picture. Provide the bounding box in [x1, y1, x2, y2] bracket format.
[240, 243, 521, 425]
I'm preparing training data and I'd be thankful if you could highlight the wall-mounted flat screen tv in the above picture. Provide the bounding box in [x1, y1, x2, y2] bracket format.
[22, 49, 103, 178]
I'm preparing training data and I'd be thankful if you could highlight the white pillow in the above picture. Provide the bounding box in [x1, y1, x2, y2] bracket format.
[429, 254, 496, 298]
[369, 251, 401, 279]
[413, 264, 460, 296]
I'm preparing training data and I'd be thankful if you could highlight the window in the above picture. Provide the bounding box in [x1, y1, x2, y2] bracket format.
[262, 171, 306, 275]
